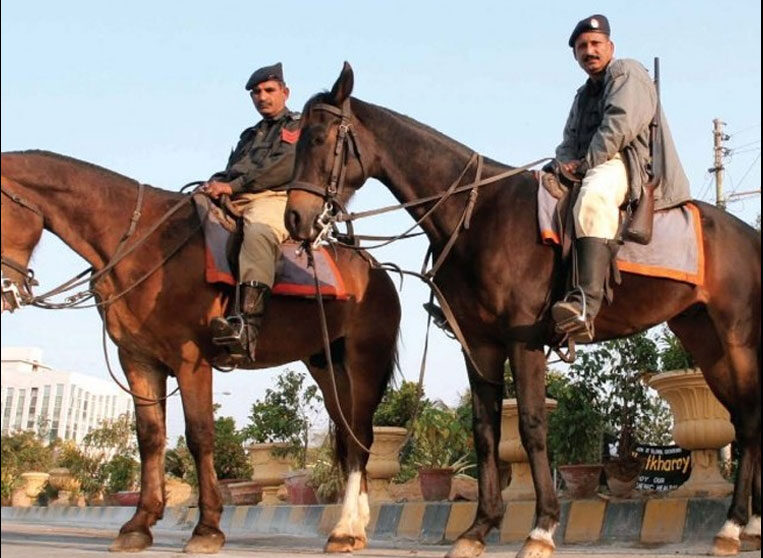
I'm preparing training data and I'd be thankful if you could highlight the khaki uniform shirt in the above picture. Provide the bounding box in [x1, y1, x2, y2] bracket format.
[211, 108, 301, 194]
[556, 58, 690, 210]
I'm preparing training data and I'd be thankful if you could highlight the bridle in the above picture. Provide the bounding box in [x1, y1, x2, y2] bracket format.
[287, 98, 368, 248]
[1, 186, 43, 312]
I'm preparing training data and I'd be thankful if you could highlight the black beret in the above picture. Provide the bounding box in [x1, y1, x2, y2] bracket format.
[568, 14, 610, 47]
[245, 62, 284, 90]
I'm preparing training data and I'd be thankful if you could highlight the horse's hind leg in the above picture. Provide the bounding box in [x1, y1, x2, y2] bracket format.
[669, 310, 760, 556]
[109, 350, 167, 553]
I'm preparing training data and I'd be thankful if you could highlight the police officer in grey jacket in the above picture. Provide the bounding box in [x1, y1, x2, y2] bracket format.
[551, 14, 691, 341]
[202, 62, 300, 362]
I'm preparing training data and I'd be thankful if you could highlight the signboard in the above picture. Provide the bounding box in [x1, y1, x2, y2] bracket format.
[635, 444, 691, 492]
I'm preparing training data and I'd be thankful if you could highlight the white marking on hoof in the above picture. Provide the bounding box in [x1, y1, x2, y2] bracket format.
[718, 520, 743, 541]
[445, 538, 485, 558]
[528, 525, 557, 547]
[743, 516, 761, 537]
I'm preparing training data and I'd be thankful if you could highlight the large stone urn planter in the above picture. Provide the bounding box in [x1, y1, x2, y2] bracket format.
[648, 368, 735, 497]
[47, 467, 81, 506]
[366, 426, 408, 502]
[248, 443, 291, 505]
[11, 472, 50, 507]
[499, 398, 557, 501]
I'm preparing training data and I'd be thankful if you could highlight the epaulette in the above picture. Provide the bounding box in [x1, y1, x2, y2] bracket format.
[288, 111, 301, 121]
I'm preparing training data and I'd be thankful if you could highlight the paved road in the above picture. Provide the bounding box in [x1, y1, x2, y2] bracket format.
[2, 522, 758, 558]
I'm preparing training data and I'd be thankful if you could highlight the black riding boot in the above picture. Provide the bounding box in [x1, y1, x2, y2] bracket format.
[211, 281, 270, 362]
[551, 237, 611, 342]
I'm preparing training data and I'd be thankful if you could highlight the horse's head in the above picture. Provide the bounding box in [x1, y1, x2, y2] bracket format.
[286, 62, 370, 242]
[1, 165, 45, 312]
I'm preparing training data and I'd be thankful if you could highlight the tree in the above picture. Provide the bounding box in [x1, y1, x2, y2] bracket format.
[568, 332, 672, 458]
[241, 369, 323, 469]
[212, 410, 252, 480]
[0, 430, 55, 501]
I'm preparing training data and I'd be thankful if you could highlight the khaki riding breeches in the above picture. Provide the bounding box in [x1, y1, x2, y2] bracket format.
[573, 154, 629, 239]
[233, 191, 290, 286]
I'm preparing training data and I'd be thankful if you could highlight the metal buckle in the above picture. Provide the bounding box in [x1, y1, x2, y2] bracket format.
[1, 277, 23, 313]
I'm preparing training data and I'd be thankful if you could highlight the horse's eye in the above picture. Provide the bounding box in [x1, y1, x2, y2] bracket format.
[311, 134, 325, 147]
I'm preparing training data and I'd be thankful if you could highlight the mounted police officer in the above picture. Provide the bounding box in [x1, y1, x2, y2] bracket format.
[201, 62, 300, 361]
[551, 15, 690, 341]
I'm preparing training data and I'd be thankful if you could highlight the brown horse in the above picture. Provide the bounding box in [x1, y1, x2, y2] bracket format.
[0, 149, 401, 553]
[285, 64, 761, 558]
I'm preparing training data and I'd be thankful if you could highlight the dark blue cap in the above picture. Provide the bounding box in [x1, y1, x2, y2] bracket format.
[245, 62, 284, 90]
[568, 14, 611, 47]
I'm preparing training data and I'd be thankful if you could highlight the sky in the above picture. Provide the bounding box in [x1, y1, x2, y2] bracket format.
[1, 1, 760, 443]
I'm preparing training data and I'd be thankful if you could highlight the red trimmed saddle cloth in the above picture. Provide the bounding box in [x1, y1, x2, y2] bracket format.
[536, 178, 705, 286]
[194, 194, 349, 299]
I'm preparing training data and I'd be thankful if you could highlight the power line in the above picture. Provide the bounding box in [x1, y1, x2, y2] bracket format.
[731, 152, 761, 192]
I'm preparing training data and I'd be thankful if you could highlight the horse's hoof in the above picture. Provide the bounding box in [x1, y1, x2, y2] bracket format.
[108, 531, 152, 552]
[740, 533, 761, 551]
[352, 535, 367, 550]
[323, 534, 355, 553]
[516, 537, 555, 558]
[713, 535, 741, 556]
[446, 538, 485, 558]
[183, 532, 225, 554]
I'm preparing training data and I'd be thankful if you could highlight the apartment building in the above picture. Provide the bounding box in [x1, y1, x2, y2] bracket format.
[1, 347, 133, 444]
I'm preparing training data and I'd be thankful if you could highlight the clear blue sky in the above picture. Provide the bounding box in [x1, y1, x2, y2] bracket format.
[2, 1, 760, 442]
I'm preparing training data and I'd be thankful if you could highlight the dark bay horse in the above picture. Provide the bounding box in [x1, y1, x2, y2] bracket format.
[285, 64, 761, 558]
[0, 150, 401, 553]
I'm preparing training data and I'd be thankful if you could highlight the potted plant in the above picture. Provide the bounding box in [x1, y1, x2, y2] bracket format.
[307, 430, 345, 504]
[0, 430, 55, 506]
[366, 381, 420, 501]
[412, 402, 474, 501]
[241, 369, 323, 505]
[547, 377, 604, 499]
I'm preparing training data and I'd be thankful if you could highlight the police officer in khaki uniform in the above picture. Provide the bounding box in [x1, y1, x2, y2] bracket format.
[202, 62, 300, 361]
[551, 15, 690, 341]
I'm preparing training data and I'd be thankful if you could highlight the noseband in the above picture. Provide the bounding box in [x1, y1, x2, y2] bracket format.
[1, 186, 43, 311]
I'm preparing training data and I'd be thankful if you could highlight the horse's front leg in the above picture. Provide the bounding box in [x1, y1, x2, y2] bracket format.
[109, 350, 168, 553]
[510, 343, 559, 558]
[176, 358, 225, 554]
[448, 341, 506, 558]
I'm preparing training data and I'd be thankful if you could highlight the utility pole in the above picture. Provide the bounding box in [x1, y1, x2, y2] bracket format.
[709, 118, 729, 210]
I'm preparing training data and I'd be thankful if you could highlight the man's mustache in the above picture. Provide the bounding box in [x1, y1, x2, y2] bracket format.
[584, 55, 600, 61]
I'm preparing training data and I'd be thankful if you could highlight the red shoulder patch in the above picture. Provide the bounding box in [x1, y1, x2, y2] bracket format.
[281, 128, 300, 144]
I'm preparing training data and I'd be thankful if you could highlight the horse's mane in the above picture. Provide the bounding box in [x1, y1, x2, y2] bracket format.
[3, 149, 181, 197]
[304, 94, 511, 171]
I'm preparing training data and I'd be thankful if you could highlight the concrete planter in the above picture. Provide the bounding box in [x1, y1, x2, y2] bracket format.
[366, 426, 408, 502]
[498, 398, 557, 501]
[558, 463, 603, 499]
[47, 467, 81, 506]
[648, 368, 734, 497]
[248, 443, 291, 505]
[418, 467, 453, 501]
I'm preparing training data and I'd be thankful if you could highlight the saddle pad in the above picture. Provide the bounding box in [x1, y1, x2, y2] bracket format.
[537, 182, 705, 286]
[194, 195, 349, 299]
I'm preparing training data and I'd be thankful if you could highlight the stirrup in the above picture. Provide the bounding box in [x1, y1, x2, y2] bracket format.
[422, 302, 455, 338]
[210, 315, 250, 361]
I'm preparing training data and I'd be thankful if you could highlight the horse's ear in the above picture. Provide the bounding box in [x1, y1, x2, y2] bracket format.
[329, 62, 354, 106]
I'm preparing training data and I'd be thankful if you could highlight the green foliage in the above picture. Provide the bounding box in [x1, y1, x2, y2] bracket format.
[241, 369, 323, 469]
[0, 430, 55, 500]
[657, 327, 694, 371]
[307, 430, 344, 503]
[213, 414, 253, 480]
[547, 376, 604, 465]
[56, 413, 139, 497]
[568, 332, 672, 457]
[411, 401, 474, 473]
[166, 436, 197, 487]
[372, 381, 422, 428]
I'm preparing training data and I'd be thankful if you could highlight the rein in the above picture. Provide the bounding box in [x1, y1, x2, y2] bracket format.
[1, 180, 205, 404]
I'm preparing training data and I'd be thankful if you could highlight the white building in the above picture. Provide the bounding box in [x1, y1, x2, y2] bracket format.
[1, 347, 133, 444]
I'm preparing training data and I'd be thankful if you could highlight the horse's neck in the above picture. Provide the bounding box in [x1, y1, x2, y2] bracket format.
[357, 101, 487, 244]
[16, 154, 162, 269]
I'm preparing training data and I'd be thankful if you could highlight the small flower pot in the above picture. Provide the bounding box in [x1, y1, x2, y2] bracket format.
[418, 468, 454, 501]
[283, 470, 318, 505]
[558, 464, 602, 499]
[112, 490, 141, 506]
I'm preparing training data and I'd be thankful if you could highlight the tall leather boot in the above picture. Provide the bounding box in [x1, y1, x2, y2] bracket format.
[551, 237, 611, 342]
[211, 281, 270, 363]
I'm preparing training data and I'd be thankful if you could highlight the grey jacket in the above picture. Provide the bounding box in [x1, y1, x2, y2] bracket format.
[556, 58, 690, 210]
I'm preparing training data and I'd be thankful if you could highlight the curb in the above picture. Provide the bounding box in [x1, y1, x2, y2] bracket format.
[1, 496, 730, 544]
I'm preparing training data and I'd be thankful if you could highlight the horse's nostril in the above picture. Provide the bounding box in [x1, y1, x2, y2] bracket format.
[286, 209, 301, 235]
